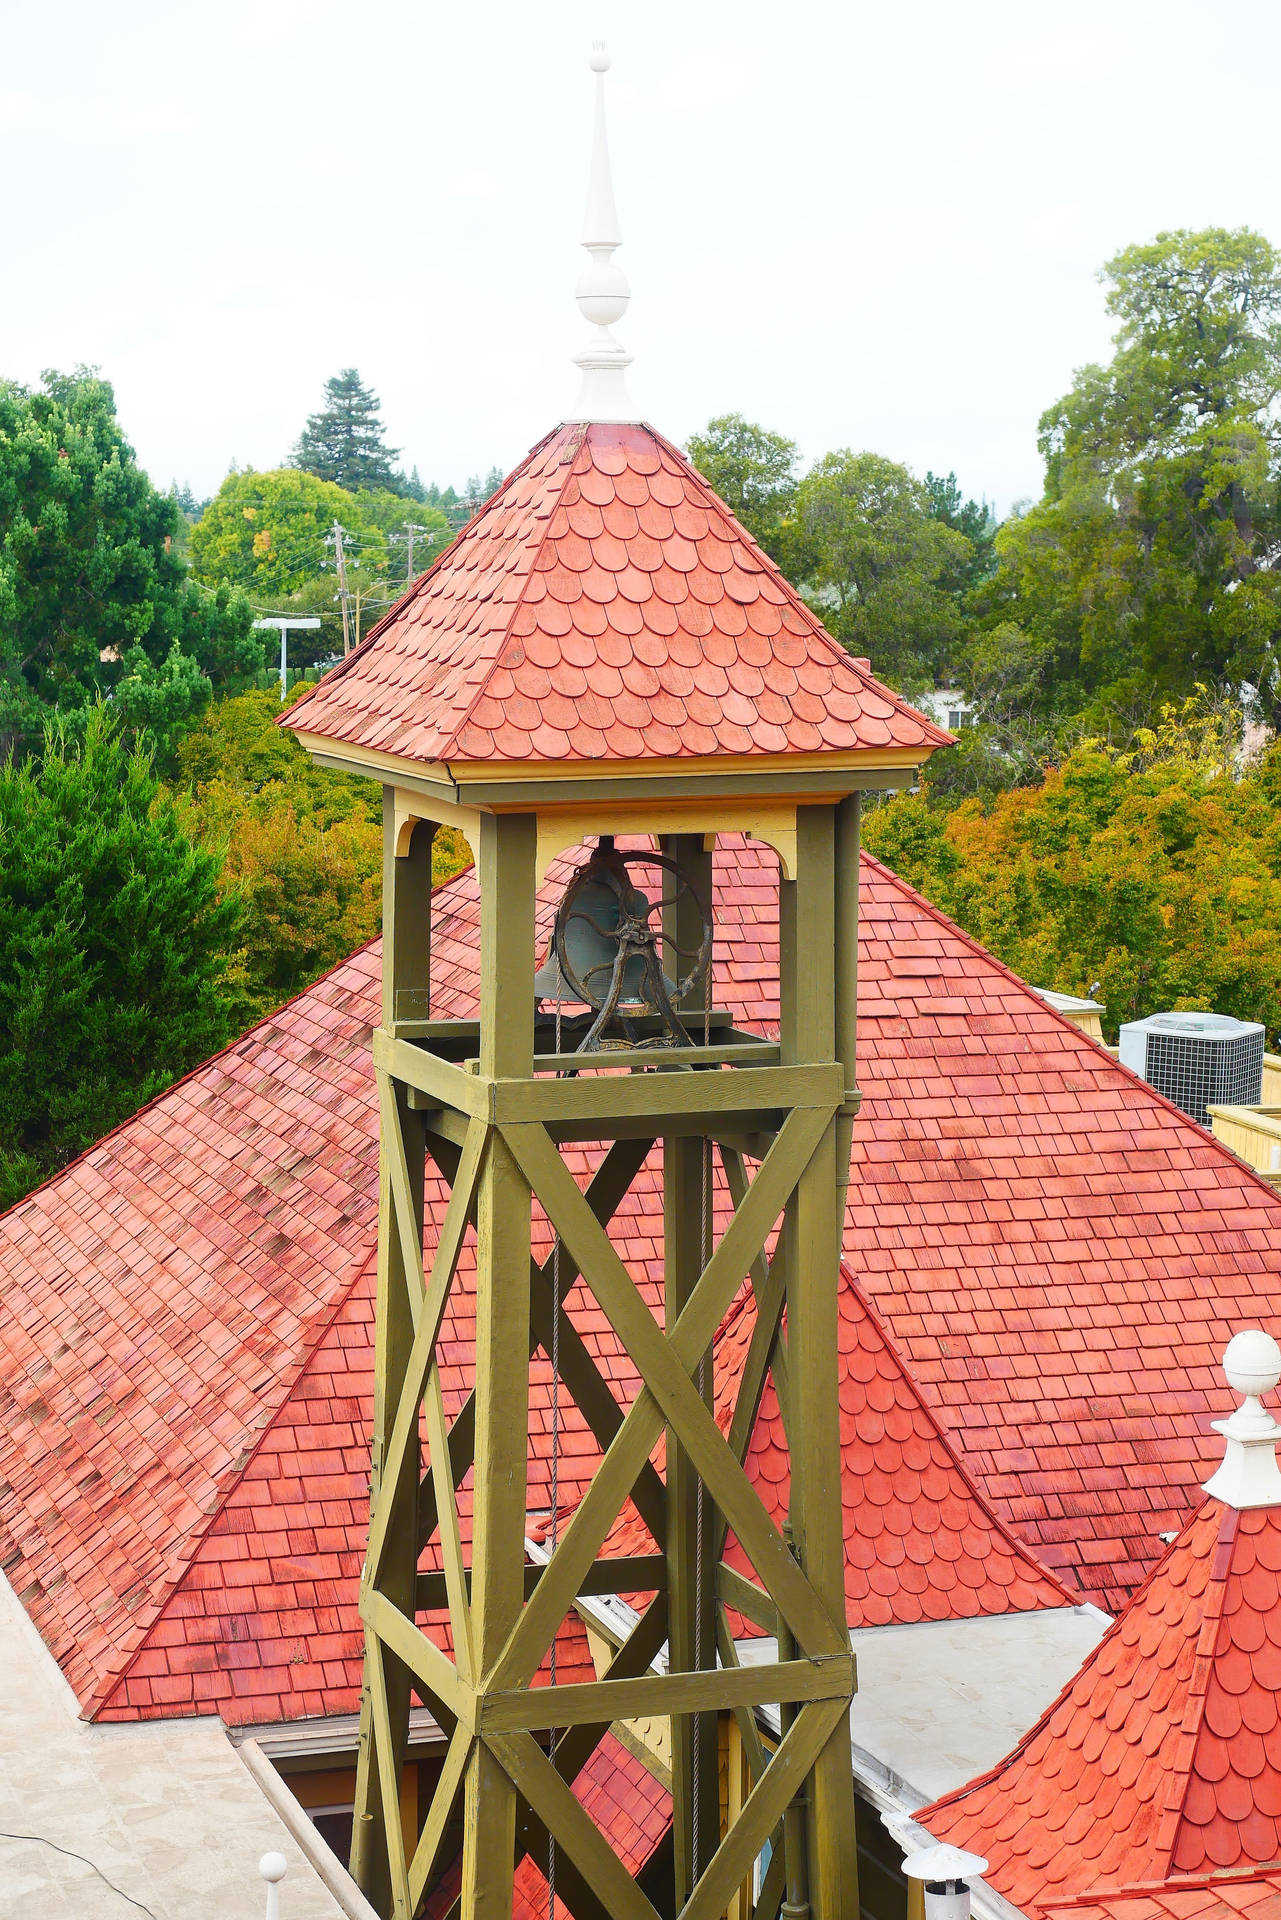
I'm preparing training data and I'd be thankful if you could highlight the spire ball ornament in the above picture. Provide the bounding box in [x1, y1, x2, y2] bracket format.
[1203, 1327, 1281, 1510]
[570, 43, 639, 423]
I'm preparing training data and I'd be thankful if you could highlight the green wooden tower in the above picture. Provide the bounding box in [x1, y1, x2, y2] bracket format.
[283, 52, 949, 1920]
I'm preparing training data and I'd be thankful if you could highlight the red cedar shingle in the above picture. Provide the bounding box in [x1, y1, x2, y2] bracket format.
[281, 422, 949, 767]
[3, 841, 1281, 1726]
[921, 1501, 1281, 1906]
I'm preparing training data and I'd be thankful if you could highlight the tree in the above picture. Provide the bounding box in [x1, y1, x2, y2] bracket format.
[293, 369, 404, 492]
[685, 414, 799, 560]
[0, 709, 246, 1208]
[172, 690, 470, 1015]
[863, 689, 1281, 1043]
[925, 471, 998, 591]
[190, 467, 360, 598]
[0, 369, 261, 751]
[993, 228, 1281, 726]
[787, 451, 973, 693]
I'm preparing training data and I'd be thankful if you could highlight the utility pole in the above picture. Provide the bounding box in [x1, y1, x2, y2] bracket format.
[326, 520, 353, 654]
[252, 616, 322, 701]
[391, 521, 432, 588]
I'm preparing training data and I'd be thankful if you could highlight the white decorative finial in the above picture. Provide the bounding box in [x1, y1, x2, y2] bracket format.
[259, 1852, 287, 1920]
[1202, 1329, 1281, 1510]
[570, 44, 638, 423]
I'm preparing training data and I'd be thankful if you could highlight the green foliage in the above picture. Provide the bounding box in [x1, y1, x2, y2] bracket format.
[0, 368, 261, 753]
[190, 467, 356, 598]
[864, 689, 1281, 1043]
[924, 471, 998, 591]
[293, 368, 404, 493]
[0, 709, 245, 1209]
[172, 690, 470, 1015]
[686, 414, 799, 561]
[788, 451, 973, 694]
[991, 227, 1281, 726]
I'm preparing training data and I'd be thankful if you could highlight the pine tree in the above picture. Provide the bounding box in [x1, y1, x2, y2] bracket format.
[292, 369, 402, 492]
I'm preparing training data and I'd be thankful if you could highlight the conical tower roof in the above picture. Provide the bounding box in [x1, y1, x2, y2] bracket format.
[282, 420, 950, 775]
[919, 1365, 1281, 1905]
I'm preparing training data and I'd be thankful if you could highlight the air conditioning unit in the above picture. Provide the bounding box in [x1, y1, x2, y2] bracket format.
[1118, 1012, 1265, 1127]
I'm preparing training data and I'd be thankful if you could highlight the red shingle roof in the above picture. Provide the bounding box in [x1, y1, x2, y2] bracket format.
[281, 422, 949, 767]
[600, 1266, 1073, 1626]
[920, 1497, 1281, 1906]
[1043, 1871, 1281, 1920]
[3, 840, 1280, 1724]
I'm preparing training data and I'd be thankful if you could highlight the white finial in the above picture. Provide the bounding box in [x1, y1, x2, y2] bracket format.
[901, 1845, 990, 1920]
[260, 1852, 287, 1920]
[1202, 1329, 1281, 1510]
[570, 44, 638, 423]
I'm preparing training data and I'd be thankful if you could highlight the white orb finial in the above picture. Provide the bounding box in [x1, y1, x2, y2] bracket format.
[260, 1853, 288, 1883]
[1203, 1328, 1281, 1511]
[1224, 1329, 1281, 1400]
[569, 44, 637, 423]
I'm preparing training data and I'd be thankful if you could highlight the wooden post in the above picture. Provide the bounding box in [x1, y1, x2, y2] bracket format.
[463, 812, 537, 1920]
[352, 804, 435, 1911]
[661, 833, 719, 1907]
[779, 807, 860, 1920]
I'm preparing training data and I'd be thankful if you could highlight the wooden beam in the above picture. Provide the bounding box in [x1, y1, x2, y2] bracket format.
[374, 1026, 490, 1119]
[478, 1652, 853, 1731]
[361, 1590, 468, 1728]
[484, 1732, 662, 1920]
[416, 1556, 667, 1611]
[680, 1696, 848, 1920]
[463, 811, 536, 1920]
[496, 1116, 846, 1683]
[406, 1721, 472, 1913]
[366, 1632, 413, 1919]
[715, 1562, 776, 1634]
[492, 1061, 842, 1126]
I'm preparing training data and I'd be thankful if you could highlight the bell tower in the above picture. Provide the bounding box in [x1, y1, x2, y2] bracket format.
[284, 48, 950, 1920]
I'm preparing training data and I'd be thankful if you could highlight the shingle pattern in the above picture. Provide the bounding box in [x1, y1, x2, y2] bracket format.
[921, 1499, 1281, 1905]
[1044, 1871, 1281, 1920]
[281, 422, 949, 766]
[599, 1269, 1072, 1626]
[3, 840, 1281, 1725]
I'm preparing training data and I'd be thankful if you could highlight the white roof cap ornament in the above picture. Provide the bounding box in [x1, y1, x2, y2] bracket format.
[1202, 1329, 1281, 1510]
[570, 45, 638, 424]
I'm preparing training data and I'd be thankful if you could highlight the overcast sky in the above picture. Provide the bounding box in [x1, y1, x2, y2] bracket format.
[6, 0, 1281, 514]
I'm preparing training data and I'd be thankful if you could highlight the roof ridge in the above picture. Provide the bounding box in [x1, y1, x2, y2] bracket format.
[836, 1260, 1079, 1607]
[647, 423, 953, 748]
[434, 425, 594, 763]
[1157, 1505, 1239, 1870]
[858, 847, 1281, 1214]
[89, 1235, 380, 1721]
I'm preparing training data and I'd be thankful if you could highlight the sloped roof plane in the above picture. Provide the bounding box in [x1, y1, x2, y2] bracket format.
[2, 843, 1281, 1724]
[920, 1495, 1281, 1904]
[282, 422, 950, 770]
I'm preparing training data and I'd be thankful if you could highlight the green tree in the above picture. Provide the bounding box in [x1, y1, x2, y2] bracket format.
[293, 369, 403, 492]
[864, 689, 1281, 1042]
[994, 227, 1281, 726]
[788, 451, 973, 693]
[0, 708, 246, 1208]
[172, 689, 470, 1015]
[0, 369, 261, 751]
[925, 471, 998, 591]
[685, 414, 799, 560]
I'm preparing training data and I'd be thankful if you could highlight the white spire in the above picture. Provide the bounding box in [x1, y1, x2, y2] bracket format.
[1202, 1329, 1281, 1510]
[570, 45, 638, 424]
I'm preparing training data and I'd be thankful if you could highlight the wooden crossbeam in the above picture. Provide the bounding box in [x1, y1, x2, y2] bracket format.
[364, 1113, 487, 1590]
[478, 1651, 852, 1731]
[679, 1696, 847, 1920]
[377, 1071, 430, 1325]
[492, 1112, 846, 1688]
[720, 1142, 792, 1449]
[362, 1589, 467, 1726]
[715, 1610, 772, 1787]
[485, 1731, 662, 1920]
[751, 1834, 787, 1920]
[366, 1632, 412, 1919]
[415, 1555, 667, 1611]
[407, 1720, 472, 1913]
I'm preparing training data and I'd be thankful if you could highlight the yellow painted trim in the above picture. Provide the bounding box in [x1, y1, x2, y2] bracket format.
[393, 789, 482, 868]
[532, 800, 798, 881]
[292, 729, 928, 797]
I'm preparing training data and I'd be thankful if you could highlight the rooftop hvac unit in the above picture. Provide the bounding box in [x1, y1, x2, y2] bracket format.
[1118, 1012, 1264, 1127]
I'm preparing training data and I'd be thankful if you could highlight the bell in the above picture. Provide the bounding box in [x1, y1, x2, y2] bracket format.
[534, 876, 652, 1006]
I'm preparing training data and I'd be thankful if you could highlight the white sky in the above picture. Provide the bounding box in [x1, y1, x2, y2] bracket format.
[6, 0, 1281, 515]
